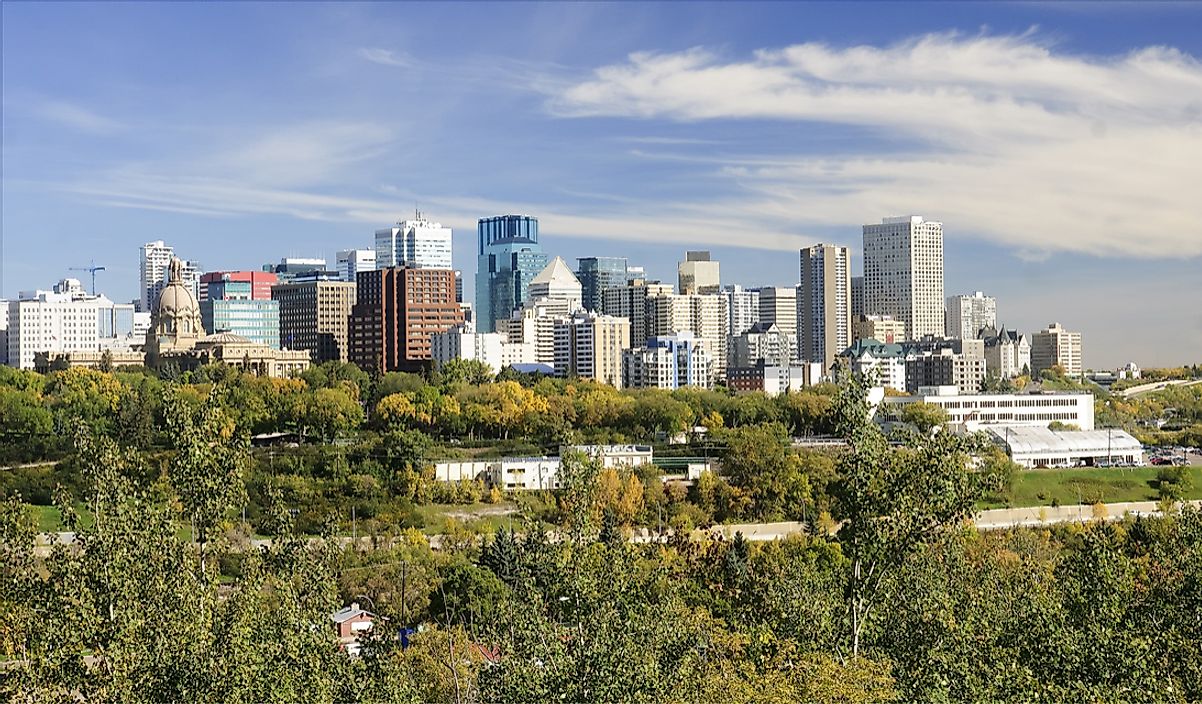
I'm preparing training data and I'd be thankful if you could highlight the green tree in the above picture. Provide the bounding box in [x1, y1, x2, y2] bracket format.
[302, 386, 364, 442]
[829, 376, 1004, 658]
[719, 423, 814, 521]
[164, 385, 249, 580]
[898, 401, 948, 433]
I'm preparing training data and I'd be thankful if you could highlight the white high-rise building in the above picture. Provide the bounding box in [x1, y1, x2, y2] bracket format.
[677, 251, 720, 295]
[6, 279, 133, 369]
[946, 291, 997, 340]
[337, 249, 377, 283]
[757, 287, 797, 339]
[863, 215, 944, 340]
[375, 215, 453, 269]
[431, 326, 505, 374]
[139, 240, 201, 312]
[139, 240, 173, 312]
[528, 257, 583, 310]
[721, 284, 760, 337]
[623, 332, 713, 390]
[553, 312, 630, 388]
[496, 298, 574, 367]
[647, 293, 728, 380]
[1031, 322, 1082, 378]
[798, 244, 852, 372]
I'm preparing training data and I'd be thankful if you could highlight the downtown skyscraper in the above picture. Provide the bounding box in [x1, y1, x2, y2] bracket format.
[798, 243, 852, 372]
[862, 215, 944, 340]
[375, 215, 453, 270]
[475, 215, 548, 333]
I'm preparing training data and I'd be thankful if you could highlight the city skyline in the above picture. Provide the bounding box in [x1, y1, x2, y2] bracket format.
[3, 2, 1200, 367]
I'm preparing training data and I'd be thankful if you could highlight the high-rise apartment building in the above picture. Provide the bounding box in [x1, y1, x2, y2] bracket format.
[575, 257, 628, 312]
[862, 215, 944, 340]
[623, 333, 713, 390]
[431, 326, 506, 374]
[798, 244, 852, 372]
[349, 268, 463, 373]
[496, 300, 568, 367]
[475, 215, 548, 333]
[721, 284, 760, 337]
[905, 349, 987, 396]
[139, 240, 201, 312]
[729, 323, 796, 368]
[375, 215, 453, 270]
[601, 279, 674, 348]
[272, 280, 357, 363]
[1031, 322, 1082, 377]
[677, 251, 720, 295]
[946, 291, 997, 340]
[553, 312, 630, 388]
[757, 287, 797, 339]
[647, 293, 728, 380]
[337, 249, 377, 284]
[853, 315, 906, 345]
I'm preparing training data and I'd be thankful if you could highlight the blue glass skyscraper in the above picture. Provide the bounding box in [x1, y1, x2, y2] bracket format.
[475, 215, 548, 332]
[575, 257, 629, 312]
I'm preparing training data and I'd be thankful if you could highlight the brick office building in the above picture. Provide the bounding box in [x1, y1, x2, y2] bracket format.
[348, 267, 463, 373]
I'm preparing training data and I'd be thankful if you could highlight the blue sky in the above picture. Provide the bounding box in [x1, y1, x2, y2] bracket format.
[3, 2, 1200, 367]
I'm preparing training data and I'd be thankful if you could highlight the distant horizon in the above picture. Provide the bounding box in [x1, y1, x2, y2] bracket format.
[3, 2, 1200, 367]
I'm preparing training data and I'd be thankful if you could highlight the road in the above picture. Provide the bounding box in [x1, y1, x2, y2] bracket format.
[1116, 378, 1202, 398]
[35, 499, 1202, 553]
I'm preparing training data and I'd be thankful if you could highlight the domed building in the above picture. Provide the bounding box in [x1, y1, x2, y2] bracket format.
[146, 256, 205, 361]
[38, 256, 308, 377]
[140, 256, 309, 377]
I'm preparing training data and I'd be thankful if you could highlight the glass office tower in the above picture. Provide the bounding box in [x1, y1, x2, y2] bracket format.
[475, 215, 548, 332]
[575, 257, 629, 312]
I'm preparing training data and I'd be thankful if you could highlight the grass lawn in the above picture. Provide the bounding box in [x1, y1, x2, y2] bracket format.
[28, 503, 94, 532]
[982, 465, 1202, 509]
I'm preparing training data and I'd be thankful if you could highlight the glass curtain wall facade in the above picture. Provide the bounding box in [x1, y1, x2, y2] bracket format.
[475, 215, 547, 332]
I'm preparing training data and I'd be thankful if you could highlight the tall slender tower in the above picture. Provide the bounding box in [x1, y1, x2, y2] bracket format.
[862, 215, 944, 340]
[798, 244, 852, 372]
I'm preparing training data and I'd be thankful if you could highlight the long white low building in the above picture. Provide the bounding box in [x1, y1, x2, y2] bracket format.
[434, 444, 654, 491]
[987, 426, 1143, 468]
[880, 386, 1095, 431]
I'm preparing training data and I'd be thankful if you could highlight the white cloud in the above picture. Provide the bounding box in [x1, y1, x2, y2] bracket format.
[357, 47, 414, 68]
[547, 32, 1202, 258]
[198, 121, 397, 189]
[35, 100, 125, 134]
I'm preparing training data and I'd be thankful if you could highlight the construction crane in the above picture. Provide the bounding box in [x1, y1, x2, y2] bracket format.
[69, 261, 106, 294]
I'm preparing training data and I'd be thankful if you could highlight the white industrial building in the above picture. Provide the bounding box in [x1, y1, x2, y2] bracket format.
[987, 426, 1143, 468]
[433, 445, 654, 490]
[880, 386, 1096, 431]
